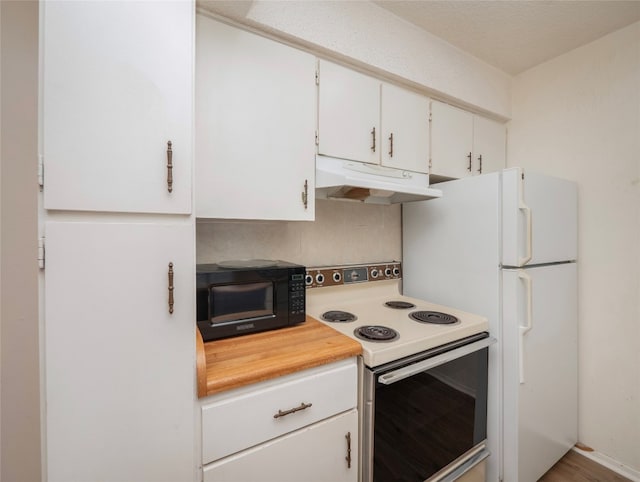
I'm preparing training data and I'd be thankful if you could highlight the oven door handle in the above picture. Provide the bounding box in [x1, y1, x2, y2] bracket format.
[377, 337, 496, 385]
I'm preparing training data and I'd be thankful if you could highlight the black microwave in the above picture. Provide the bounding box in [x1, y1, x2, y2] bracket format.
[196, 260, 306, 342]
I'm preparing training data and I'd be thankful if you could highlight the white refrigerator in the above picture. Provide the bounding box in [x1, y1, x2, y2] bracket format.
[402, 167, 578, 482]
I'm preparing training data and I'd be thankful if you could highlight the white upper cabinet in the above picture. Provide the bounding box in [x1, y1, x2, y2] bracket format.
[195, 16, 316, 221]
[381, 83, 430, 173]
[430, 101, 474, 179]
[318, 60, 430, 174]
[430, 100, 506, 180]
[318, 61, 381, 165]
[42, 1, 193, 214]
[473, 115, 507, 176]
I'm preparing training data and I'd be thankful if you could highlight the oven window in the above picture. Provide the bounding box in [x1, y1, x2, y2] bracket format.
[209, 282, 274, 324]
[373, 348, 488, 481]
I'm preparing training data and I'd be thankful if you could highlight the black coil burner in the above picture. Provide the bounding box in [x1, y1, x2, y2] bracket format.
[321, 310, 357, 323]
[384, 300, 416, 309]
[409, 311, 460, 325]
[354, 325, 399, 342]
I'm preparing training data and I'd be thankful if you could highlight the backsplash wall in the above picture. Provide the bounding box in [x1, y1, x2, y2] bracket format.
[197, 199, 402, 267]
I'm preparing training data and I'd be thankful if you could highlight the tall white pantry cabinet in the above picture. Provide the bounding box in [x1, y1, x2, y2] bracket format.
[40, 2, 196, 482]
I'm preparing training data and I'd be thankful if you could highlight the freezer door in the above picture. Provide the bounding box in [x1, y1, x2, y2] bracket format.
[502, 168, 577, 266]
[502, 263, 577, 482]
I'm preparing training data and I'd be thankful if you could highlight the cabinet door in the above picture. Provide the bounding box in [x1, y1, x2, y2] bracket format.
[381, 83, 430, 173]
[196, 16, 316, 221]
[473, 116, 506, 175]
[318, 60, 380, 165]
[430, 101, 473, 179]
[44, 221, 195, 482]
[203, 409, 358, 482]
[42, 1, 193, 214]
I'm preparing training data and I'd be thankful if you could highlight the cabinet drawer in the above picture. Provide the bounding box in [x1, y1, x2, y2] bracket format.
[202, 358, 357, 464]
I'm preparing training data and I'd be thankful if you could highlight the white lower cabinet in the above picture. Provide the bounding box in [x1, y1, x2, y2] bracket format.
[201, 358, 358, 482]
[203, 409, 358, 482]
[44, 221, 195, 482]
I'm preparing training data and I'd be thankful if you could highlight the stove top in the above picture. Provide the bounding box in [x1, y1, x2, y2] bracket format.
[306, 263, 488, 368]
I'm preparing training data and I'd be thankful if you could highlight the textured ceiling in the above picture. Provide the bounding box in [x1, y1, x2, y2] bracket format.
[374, 1, 640, 75]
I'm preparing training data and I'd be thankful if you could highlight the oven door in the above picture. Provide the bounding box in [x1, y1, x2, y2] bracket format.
[363, 333, 496, 482]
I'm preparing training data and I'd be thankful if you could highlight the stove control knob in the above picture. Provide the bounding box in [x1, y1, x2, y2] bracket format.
[384, 267, 393, 277]
[370, 268, 379, 279]
[305, 274, 313, 286]
[315, 273, 325, 284]
[393, 267, 401, 276]
[332, 272, 342, 283]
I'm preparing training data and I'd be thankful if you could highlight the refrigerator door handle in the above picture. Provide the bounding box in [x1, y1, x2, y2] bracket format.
[518, 270, 533, 384]
[518, 191, 533, 266]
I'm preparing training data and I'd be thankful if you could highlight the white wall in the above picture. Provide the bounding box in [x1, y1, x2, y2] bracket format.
[508, 21, 640, 471]
[0, 1, 41, 481]
[197, 0, 512, 120]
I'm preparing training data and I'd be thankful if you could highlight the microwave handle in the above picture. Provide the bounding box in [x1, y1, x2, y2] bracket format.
[378, 337, 496, 386]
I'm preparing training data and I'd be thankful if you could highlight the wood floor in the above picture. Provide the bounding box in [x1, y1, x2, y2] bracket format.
[539, 450, 632, 482]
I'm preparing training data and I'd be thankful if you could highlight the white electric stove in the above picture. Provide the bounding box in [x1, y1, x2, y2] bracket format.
[305, 262, 489, 368]
[305, 262, 492, 482]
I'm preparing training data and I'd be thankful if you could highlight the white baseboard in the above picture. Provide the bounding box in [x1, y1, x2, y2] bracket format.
[572, 446, 640, 482]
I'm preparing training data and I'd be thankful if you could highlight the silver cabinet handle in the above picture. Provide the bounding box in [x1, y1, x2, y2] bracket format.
[166, 141, 173, 193]
[301, 179, 308, 209]
[345, 432, 352, 468]
[167, 262, 174, 314]
[378, 337, 496, 385]
[371, 127, 376, 152]
[467, 151, 472, 171]
[273, 402, 312, 419]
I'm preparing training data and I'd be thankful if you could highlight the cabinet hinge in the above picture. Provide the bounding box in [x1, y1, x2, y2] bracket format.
[315, 69, 319, 86]
[38, 154, 44, 188]
[315, 130, 319, 146]
[38, 237, 45, 269]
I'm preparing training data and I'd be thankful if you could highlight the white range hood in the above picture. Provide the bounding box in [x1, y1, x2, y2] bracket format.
[315, 155, 442, 205]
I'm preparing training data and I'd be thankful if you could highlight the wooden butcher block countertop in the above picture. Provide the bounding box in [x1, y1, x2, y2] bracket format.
[196, 316, 362, 398]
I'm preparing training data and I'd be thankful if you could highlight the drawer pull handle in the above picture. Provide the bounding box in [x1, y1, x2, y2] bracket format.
[273, 402, 312, 419]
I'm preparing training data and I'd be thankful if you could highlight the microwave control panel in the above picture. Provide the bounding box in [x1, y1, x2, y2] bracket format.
[289, 271, 306, 316]
[305, 262, 402, 289]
